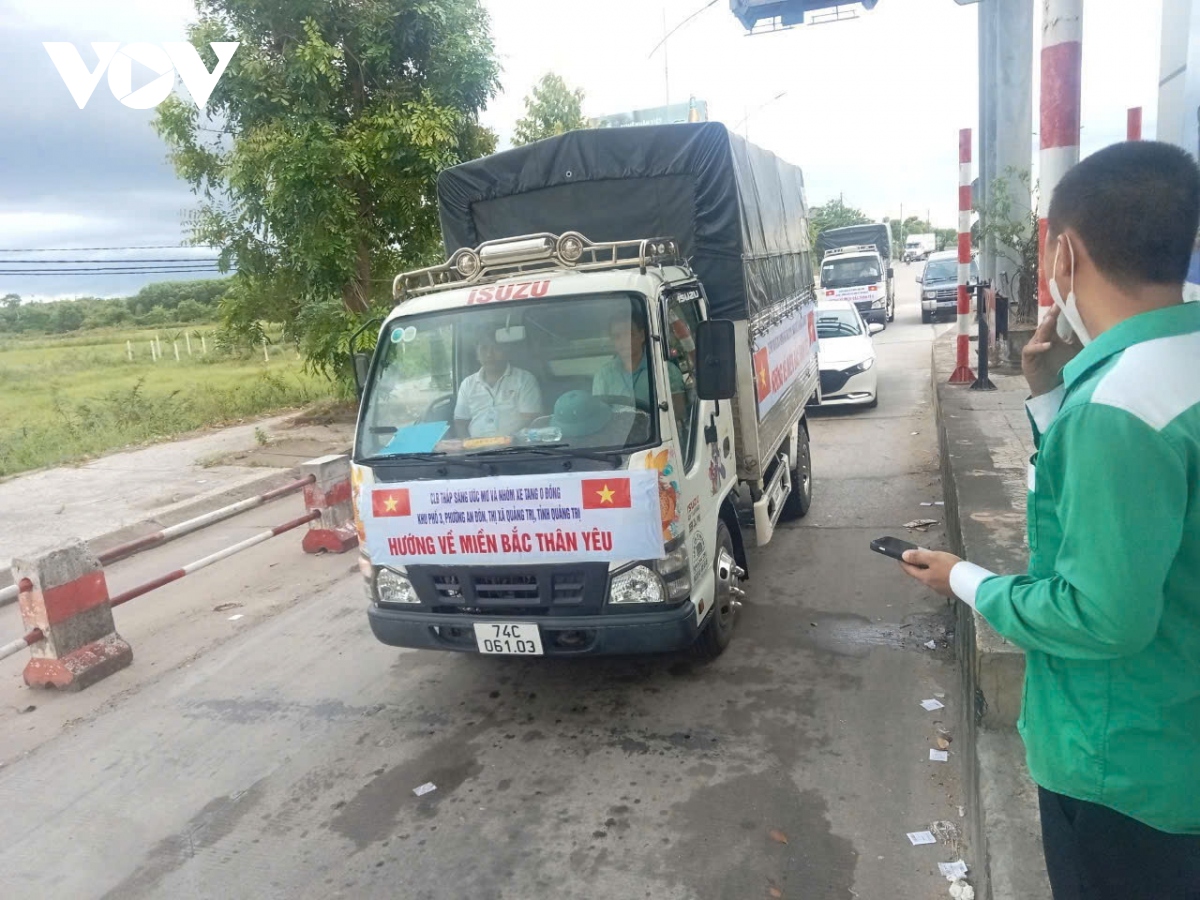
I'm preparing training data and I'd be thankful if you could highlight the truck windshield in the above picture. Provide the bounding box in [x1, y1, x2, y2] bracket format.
[357, 291, 661, 461]
[821, 257, 881, 288]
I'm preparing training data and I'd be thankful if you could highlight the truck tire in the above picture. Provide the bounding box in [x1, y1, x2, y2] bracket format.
[693, 522, 740, 659]
[780, 425, 812, 521]
[887, 296, 896, 323]
[921, 310, 932, 324]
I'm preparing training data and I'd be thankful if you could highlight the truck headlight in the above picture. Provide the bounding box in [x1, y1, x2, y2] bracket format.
[608, 565, 666, 604]
[375, 566, 420, 605]
[923, 290, 937, 300]
[655, 538, 691, 601]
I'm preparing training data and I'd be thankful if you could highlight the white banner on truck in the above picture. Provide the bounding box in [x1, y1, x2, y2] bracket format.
[824, 286, 875, 305]
[359, 470, 664, 566]
[752, 301, 817, 421]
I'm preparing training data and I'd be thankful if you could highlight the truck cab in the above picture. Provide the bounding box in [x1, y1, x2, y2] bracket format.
[352, 233, 816, 660]
[820, 245, 894, 326]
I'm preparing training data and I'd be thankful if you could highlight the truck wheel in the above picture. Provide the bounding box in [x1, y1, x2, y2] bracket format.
[887, 298, 895, 322]
[693, 522, 740, 659]
[921, 310, 932, 324]
[780, 425, 812, 521]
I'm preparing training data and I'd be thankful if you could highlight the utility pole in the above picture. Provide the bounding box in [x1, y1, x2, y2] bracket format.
[662, 7, 670, 108]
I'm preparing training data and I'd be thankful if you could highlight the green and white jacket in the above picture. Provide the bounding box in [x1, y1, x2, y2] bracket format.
[951, 302, 1200, 835]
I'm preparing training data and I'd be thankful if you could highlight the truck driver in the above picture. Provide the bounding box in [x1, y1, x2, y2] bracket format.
[453, 331, 542, 438]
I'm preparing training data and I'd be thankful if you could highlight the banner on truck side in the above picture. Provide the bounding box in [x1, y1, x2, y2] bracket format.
[359, 471, 664, 566]
[752, 301, 817, 421]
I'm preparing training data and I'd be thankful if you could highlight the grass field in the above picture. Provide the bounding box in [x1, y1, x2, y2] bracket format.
[0, 325, 341, 478]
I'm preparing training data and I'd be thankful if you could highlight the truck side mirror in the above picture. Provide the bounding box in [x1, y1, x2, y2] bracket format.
[352, 352, 371, 398]
[695, 319, 737, 401]
[887, 267, 894, 279]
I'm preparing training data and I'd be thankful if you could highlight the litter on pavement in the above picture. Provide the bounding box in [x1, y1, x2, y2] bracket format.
[930, 749, 950, 762]
[924, 640, 938, 650]
[907, 831, 937, 846]
[921, 698, 945, 711]
[904, 518, 939, 531]
[413, 782, 437, 797]
[227, 614, 244, 621]
[949, 878, 976, 899]
[939, 861, 969, 880]
[920, 501, 945, 507]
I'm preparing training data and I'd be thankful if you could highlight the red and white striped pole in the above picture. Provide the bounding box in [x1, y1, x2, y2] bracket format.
[1127, 107, 1143, 141]
[950, 127, 976, 384]
[1038, 0, 1083, 321]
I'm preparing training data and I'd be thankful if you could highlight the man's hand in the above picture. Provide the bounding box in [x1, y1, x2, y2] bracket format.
[1022, 306, 1081, 397]
[899, 548, 962, 599]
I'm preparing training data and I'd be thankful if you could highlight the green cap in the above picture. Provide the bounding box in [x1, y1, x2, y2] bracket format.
[551, 390, 613, 438]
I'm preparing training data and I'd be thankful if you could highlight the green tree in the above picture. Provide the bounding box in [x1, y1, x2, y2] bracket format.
[512, 73, 587, 147]
[154, 0, 501, 373]
[808, 198, 871, 250]
[977, 169, 1040, 324]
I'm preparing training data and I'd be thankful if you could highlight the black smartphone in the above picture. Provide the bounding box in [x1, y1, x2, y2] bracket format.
[870, 536, 921, 563]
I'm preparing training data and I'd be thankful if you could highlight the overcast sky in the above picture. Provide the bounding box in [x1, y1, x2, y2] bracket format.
[0, 0, 1166, 299]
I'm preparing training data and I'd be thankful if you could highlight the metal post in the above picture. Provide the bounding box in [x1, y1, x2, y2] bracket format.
[950, 128, 977, 384]
[1038, 0, 1083, 321]
[1128, 107, 1143, 140]
[972, 283, 997, 391]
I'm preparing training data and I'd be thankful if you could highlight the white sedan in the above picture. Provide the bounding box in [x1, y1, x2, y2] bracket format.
[813, 300, 881, 408]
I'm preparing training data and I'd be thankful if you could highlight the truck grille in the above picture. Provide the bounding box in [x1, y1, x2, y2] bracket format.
[430, 571, 588, 606]
[935, 288, 957, 301]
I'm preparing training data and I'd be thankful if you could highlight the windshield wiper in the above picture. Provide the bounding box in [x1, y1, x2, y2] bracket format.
[466, 444, 622, 464]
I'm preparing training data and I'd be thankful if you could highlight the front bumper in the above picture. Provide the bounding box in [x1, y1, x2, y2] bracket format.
[368, 601, 701, 656]
[854, 301, 887, 323]
[814, 367, 877, 405]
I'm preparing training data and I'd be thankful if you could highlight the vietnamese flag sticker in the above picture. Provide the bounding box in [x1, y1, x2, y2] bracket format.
[753, 347, 771, 403]
[581, 477, 632, 510]
[372, 488, 411, 517]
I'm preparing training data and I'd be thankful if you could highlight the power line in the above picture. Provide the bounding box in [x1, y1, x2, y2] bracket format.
[648, 0, 720, 57]
[0, 257, 221, 264]
[0, 245, 218, 252]
[0, 267, 231, 276]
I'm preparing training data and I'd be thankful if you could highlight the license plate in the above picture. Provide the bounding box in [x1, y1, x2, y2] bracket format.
[473, 623, 543, 656]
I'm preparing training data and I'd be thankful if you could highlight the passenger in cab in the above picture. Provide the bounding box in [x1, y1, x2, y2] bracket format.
[453, 332, 541, 438]
[593, 310, 686, 412]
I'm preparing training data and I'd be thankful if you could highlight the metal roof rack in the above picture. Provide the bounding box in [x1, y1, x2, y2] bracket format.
[822, 244, 881, 258]
[392, 232, 683, 301]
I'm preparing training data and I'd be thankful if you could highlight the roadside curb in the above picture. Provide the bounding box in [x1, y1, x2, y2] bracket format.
[0, 466, 307, 609]
[931, 335, 1051, 900]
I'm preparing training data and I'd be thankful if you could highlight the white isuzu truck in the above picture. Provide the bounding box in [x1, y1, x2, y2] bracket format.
[351, 123, 819, 659]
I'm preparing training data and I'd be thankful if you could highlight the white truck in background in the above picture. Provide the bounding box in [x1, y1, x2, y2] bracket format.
[903, 233, 936, 263]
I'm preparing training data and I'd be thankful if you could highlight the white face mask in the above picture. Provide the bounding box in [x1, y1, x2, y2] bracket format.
[1049, 236, 1092, 345]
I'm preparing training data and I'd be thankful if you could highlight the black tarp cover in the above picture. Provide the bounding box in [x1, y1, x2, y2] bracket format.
[814, 223, 892, 263]
[436, 122, 813, 322]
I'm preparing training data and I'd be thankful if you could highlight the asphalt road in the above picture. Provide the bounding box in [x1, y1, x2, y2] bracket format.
[0, 264, 967, 900]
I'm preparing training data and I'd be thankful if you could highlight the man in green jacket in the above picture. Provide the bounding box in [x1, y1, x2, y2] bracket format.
[902, 141, 1200, 899]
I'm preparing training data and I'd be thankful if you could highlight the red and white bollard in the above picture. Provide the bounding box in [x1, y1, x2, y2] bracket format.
[14, 539, 132, 691]
[1038, 0, 1083, 321]
[300, 455, 359, 554]
[1128, 106, 1143, 141]
[950, 127, 977, 385]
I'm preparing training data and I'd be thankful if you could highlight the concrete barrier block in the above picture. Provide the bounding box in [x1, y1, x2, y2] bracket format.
[300, 455, 358, 554]
[14, 539, 132, 691]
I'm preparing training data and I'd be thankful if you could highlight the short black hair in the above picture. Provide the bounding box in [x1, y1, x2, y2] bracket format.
[1048, 141, 1200, 286]
[609, 306, 647, 334]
